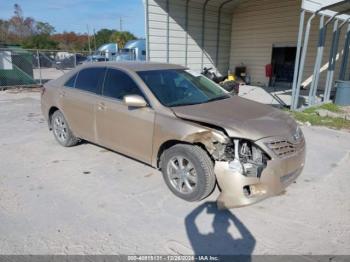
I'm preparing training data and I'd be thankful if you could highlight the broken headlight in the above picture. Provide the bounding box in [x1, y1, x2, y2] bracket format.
[225, 139, 269, 177]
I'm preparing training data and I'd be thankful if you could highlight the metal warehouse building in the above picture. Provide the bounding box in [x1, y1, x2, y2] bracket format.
[144, 0, 350, 109]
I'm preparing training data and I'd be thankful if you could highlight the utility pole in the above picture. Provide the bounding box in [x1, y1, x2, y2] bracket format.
[119, 17, 123, 31]
[93, 28, 97, 51]
[86, 24, 91, 54]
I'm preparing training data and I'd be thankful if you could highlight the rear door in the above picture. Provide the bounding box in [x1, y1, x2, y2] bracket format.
[96, 68, 155, 163]
[59, 67, 106, 142]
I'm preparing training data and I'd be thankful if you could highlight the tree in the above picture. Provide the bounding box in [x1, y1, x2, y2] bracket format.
[94, 29, 116, 48]
[35, 22, 55, 35]
[13, 4, 22, 18]
[110, 31, 137, 48]
[0, 4, 139, 51]
[1, 3, 57, 47]
[0, 19, 10, 44]
[9, 4, 35, 39]
[51, 31, 89, 51]
[22, 34, 58, 49]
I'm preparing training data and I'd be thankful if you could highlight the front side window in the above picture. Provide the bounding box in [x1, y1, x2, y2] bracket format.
[137, 69, 229, 107]
[103, 68, 144, 100]
[75, 67, 106, 94]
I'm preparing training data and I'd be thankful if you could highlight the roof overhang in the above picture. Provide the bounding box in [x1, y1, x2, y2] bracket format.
[302, 0, 350, 20]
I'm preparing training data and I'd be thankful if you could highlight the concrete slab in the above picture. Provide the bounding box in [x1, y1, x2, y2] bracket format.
[33, 68, 70, 82]
[0, 91, 349, 255]
[239, 85, 310, 108]
[239, 85, 291, 107]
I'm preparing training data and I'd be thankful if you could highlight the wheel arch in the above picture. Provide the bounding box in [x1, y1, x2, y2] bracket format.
[156, 139, 214, 169]
[48, 106, 60, 129]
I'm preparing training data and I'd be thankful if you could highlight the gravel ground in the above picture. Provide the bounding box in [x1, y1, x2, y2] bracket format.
[0, 90, 349, 255]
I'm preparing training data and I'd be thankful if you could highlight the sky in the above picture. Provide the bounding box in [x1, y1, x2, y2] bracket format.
[0, 0, 145, 37]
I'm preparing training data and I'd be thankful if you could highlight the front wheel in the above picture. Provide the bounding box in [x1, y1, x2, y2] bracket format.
[51, 110, 79, 147]
[160, 144, 216, 202]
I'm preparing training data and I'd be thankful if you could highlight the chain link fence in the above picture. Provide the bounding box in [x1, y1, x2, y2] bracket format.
[0, 48, 92, 89]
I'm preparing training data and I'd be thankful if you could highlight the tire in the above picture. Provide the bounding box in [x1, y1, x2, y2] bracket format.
[51, 110, 79, 147]
[160, 144, 216, 202]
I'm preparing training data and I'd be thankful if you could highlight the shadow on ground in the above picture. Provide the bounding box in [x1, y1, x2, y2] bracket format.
[185, 202, 255, 260]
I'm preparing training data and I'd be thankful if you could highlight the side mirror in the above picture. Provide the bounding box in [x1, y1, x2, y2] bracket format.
[123, 95, 147, 108]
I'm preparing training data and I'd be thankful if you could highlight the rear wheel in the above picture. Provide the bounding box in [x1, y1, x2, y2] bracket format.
[51, 110, 79, 147]
[160, 144, 216, 202]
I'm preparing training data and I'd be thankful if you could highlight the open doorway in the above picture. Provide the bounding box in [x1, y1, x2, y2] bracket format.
[271, 46, 296, 87]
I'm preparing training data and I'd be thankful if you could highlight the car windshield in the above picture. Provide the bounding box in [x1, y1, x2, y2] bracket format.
[137, 69, 230, 107]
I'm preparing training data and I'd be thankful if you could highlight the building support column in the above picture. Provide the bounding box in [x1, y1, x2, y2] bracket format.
[339, 23, 350, 80]
[292, 10, 313, 111]
[145, 0, 150, 61]
[324, 14, 350, 102]
[215, 0, 232, 74]
[185, 0, 190, 67]
[166, 0, 170, 63]
[308, 15, 325, 105]
[291, 10, 306, 110]
[324, 19, 340, 102]
[201, 0, 210, 70]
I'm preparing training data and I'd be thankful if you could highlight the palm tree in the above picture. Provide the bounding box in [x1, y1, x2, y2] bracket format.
[110, 31, 136, 48]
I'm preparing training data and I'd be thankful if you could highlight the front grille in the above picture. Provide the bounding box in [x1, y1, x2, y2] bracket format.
[267, 140, 297, 158]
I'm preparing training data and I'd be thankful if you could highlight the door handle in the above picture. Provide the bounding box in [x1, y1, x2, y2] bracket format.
[59, 91, 66, 97]
[97, 102, 106, 111]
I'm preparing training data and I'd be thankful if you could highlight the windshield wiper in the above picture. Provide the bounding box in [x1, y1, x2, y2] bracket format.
[169, 101, 205, 107]
[206, 94, 230, 103]
[169, 94, 230, 107]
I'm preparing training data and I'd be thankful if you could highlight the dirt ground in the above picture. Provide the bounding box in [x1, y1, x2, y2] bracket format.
[0, 90, 349, 255]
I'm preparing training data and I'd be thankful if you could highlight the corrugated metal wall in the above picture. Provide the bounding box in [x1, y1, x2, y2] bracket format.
[230, 0, 347, 88]
[146, 0, 234, 74]
[146, 0, 348, 89]
[230, 0, 300, 85]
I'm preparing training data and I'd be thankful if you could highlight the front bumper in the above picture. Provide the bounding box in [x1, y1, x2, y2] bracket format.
[215, 138, 306, 209]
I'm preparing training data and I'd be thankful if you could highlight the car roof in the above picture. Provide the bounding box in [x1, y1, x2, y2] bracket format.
[78, 61, 187, 72]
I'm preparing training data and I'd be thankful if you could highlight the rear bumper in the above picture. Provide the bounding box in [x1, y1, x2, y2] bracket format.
[215, 140, 306, 209]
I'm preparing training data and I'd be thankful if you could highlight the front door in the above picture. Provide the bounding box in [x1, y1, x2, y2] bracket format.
[96, 68, 155, 163]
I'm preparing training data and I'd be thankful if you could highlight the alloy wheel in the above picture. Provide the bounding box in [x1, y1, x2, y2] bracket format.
[166, 155, 198, 194]
[53, 114, 68, 143]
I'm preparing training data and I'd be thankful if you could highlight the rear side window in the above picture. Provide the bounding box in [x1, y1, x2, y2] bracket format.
[103, 69, 144, 100]
[75, 67, 106, 94]
[64, 73, 77, 88]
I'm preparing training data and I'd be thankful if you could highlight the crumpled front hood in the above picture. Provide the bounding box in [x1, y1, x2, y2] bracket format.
[171, 96, 297, 141]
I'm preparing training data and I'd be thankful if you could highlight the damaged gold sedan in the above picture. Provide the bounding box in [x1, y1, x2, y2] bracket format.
[41, 62, 305, 209]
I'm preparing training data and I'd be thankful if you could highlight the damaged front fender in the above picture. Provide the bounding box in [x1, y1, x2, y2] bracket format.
[152, 112, 232, 167]
[183, 130, 230, 159]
